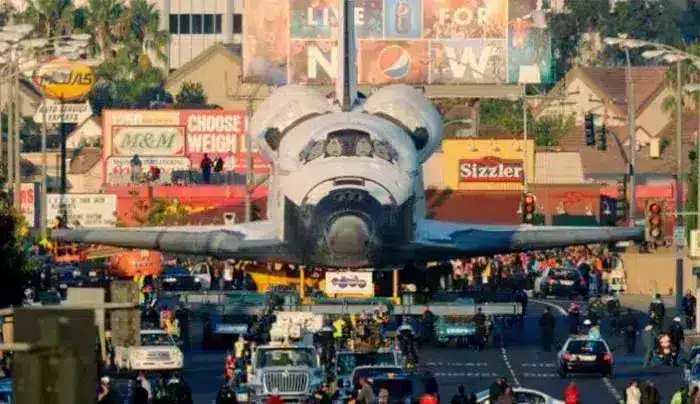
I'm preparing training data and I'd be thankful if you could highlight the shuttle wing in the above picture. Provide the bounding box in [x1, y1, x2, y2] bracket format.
[413, 220, 644, 260]
[51, 221, 289, 261]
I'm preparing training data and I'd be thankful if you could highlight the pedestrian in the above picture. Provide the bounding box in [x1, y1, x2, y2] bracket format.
[420, 392, 439, 404]
[690, 386, 699, 404]
[378, 388, 389, 404]
[625, 380, 642, 404]
[489, 378, 505, 403]
[669, 317, 685, 366]
[496, 386, 515, 404]
[683, 290, 697, 329]
[648, 294, 665, 328]
[452, 385, 470, 404]
[567, 303, 580, 335]
[97, 376, 119, 404]
[564, 381, 579, 404]
[201, 153, 213, 184]
[641, 380, 660, 404]
[130, 376, 149, 404]
[474, 307, 487, 350]
[642, 324, 657, 368]
[356, 377, 375, 404]
[130, 154, 142, 184]
[216, 382, 238, 404]
[540, 307, 556, 351]
[136, 371, 152, 401]
[619, 309, 639, 354]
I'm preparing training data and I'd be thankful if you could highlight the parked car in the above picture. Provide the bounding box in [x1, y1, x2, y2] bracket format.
[557, 336, 614, 378]
[534, 268, 588, 299]
[159, 265, 200, 291]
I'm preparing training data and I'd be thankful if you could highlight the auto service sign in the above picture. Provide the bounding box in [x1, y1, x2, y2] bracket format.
[459, 156, 523, 183]
[46, 194, 117, 228]
[34, 61, 95, 101]
[325, 272, 373, 296]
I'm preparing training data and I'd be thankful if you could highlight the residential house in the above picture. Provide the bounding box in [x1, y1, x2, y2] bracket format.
[65, 117, 102, 150]
[67, 147, 103, 193]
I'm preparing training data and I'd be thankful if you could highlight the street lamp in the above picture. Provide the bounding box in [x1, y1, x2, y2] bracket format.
[606, 35, 700, 311]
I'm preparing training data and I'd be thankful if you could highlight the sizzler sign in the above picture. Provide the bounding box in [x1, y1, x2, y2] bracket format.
[459, 157, 523, 183]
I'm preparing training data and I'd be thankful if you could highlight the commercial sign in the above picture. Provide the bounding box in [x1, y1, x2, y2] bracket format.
[112, 126, 185, 157]
[33, 61, 95, 100]
[244, 0, 552, 85]
[102, 110, 271, 182]
[46, 194, 117, 228]
[459, 156, 523, 183]
[325, 272, 374, 296]
[33, 99, 93, 124]
[19, 183, 37, 228]
[105, 156, 191, 185]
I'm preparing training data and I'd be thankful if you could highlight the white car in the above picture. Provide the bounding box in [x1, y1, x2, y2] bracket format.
[477, 387, 565, 404]
[114, 329, 183, 371]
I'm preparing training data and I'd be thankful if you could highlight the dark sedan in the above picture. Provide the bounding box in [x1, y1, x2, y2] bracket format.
[159, 265, 200, 291]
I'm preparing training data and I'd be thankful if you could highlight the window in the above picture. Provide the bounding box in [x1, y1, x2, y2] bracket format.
[215, 14, 222, 33]
[233, 13, 242, 34]
[203, 14, 214, 33]
[192, 14, 203, 33]
[169, 14, 178, 34]
[179, 14, 190, 34]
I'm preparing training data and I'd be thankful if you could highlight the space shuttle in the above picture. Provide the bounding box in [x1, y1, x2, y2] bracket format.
[53, 0, 644, 269]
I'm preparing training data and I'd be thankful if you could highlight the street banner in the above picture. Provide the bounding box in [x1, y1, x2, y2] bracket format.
[325, 271, 374, 296]
[19, 183, 38, 228]
[33, 99, 93, 124]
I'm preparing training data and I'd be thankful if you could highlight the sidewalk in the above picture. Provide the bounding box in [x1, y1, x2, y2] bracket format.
[619, 293, 676, 313]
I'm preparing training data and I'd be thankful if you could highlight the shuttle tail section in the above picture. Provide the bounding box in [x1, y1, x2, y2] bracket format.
[336, 0, 358, 110]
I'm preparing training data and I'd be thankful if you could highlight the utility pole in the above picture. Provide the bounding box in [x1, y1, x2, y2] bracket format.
[40, 102, 47, 232]
[676, 60, 684, 311]
[13, 59, 20, 211]
[625, 48, 636, 228]
[6, 52, 13, 199]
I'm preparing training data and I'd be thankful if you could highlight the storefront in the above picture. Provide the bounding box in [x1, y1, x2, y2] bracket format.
[441, 138, 535, 192]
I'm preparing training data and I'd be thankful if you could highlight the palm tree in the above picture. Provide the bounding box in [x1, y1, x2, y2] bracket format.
[84, 0, 128, 61]
[661, 43, 700, 117]
[21, 0, 74, 37]
[126, 0, 169, 63]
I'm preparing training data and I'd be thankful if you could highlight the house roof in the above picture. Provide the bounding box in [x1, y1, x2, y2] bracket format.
[537, 66, 669, 117]
[69, 147, 102, 174]
[558, 113, 699, 176]
[534, 152, 585, 184]
[165, 43, 242, 87]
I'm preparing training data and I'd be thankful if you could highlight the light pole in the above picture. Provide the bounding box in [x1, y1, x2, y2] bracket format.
[605, 36, 700, 311]
[0, 28, 90, 226]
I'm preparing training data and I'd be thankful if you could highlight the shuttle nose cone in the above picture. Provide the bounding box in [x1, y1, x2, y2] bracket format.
[327, 215, 370, 255]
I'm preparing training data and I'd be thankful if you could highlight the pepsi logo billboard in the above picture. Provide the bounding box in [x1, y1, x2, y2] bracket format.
[244, 0, 553, 86]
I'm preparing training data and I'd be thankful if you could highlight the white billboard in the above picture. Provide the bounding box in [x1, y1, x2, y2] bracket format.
[111, 126, 185, 157]
[47, 194, 117, 228]
[325, 272, 374, 296]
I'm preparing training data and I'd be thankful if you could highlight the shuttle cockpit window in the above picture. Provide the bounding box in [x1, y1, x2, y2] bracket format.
[299, 130, 398, 163]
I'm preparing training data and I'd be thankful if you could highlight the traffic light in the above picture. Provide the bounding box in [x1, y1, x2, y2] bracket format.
[522, 193, 536, 224]
[645, 200, 665, 244]
[598, 125, 607, 151]
[584, 113, 595, 146]
[616, 175, 628, 222]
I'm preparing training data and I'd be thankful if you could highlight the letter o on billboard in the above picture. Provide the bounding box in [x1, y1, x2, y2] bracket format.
[33, 61, 95, 101]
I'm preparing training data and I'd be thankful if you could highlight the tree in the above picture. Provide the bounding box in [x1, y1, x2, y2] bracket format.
[660, 43, 700, 118]
[124, 0, 169, 63]
[687, 145, 699, 238]
[0, 186, 29, 308]
[19, 0, 75, 37]
[679, 0, 700, 44]
[480, 99, 573, 147]
[532, 114, 575, 147]
[175, 81, 208, 106]
[84, 0, 128, 61]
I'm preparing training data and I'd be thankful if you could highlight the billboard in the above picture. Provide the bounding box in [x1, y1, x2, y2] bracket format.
[243, 0, 553, 85]
[103, 110, 271, 184]
[47, 194, 117, 228]
[325, 272, 374, 296]
[19, 183, 37, 228]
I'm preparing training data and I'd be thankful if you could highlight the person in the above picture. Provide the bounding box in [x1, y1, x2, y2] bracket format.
[153, 375, 171, 404]
[642, 380, 660, 404]
[234, 336, 246, 360]
[625, 380, 642, 404]
[356, 378, 375, 404]
[313, 385, 331, 404]
[489, 378, 506, 403]
[648, 294, 665, 327]
[691, 386, 699, 404]
[669, 316, 685, 366]
[130, 376, 149, 404]
[201, 153, 213, 184]
[496, 386, 515, 404]
[420, 392, 439, 404]
[378, 388, 390, 404]
[267, 388, 284, 404]
[619, 309, 639, 353]
[97, 376, 119, 404]
[564, 381, 579, 404]
[473, 307, 487, 350]
[452, 385, 470, 404]
[642, 324, 657, 368]
[421, 306, 436, 344]
[567, 303, 580, 335]
[331, 379, 347, 403]
[136, 371, 152, 401]
[130, 154, 142, 184]
[670, 387, 686, 404]
[587, 320, 601, 340]
[216, 382, 238, 404]
[540, 307, 556, 351]
[683, 290, 697, 329]
[166, 374, 193, 404]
